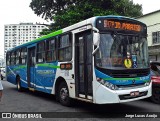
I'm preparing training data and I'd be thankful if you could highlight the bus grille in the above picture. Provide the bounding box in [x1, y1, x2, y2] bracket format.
[110, 71, 149, 78]
[119, 91, 148, 100]
[96, 67, 150, 78]
[117, 83, 146, 90]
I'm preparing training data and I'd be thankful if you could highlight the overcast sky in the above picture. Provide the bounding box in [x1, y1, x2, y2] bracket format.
[133, 0, 160, 14]
[0, 0, 48, 57]
[0, 0, 160, 57]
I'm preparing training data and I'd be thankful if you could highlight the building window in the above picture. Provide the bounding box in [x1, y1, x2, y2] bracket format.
[152, 31, 160, 44]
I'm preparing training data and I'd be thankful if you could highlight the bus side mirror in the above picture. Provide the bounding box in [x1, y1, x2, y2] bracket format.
[93, 33, 100, 46]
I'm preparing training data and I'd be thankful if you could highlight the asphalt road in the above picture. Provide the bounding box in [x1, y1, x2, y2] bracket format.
[0, 80, 160, 121]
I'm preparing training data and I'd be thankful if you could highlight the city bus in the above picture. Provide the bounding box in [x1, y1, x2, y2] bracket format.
[6, 16, 151, 106]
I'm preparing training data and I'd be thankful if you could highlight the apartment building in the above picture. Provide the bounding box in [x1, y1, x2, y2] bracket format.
[4, 23, 47, 57]
[137, 10, 160, 61]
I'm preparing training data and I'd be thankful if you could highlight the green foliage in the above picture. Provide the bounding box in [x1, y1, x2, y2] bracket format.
[113, 0, 142, 17]
[30, 0, 79, 20]
[30, 0, 143, 35]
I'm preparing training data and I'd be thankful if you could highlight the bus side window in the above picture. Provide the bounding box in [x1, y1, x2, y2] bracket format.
[11, 51, 16, 65]
[58, 34, 72, 61]
[6, 52, 11, 66]
[46, 38, 56, 62]
[15, 49, 20, 65]
[37, 41, 45, 63]
[21, 48, 27, 64]
[19, 48, 22, 64]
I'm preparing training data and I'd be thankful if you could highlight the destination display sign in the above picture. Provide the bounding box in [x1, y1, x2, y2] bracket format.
[104, 20, 142, 32]
[96, 18, 147, 34]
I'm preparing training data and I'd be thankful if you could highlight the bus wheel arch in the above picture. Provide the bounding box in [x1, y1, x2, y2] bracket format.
[55, 77, 71, 106]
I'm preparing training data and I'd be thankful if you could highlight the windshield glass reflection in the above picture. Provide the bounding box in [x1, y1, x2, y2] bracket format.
[95, 33, 149, 69]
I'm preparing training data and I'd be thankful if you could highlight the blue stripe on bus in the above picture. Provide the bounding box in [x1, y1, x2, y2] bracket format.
[95, 69, 150, 85]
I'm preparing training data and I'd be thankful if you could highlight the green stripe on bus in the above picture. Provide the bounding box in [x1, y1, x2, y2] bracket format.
[7, 64, 60, 76]
[103, 77, 150, 82]
[6, 65, 27, 75]
[10, 65, 27, 71]
[32, 29, 63, 42]
[36, 64, 60, 69]
[10, 29, 63, 50]
[103, 77, 140, 80]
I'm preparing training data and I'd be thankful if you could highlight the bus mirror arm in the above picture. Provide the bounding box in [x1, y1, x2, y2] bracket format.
[92, 46, 99, 55]
[93, 27, 100, 45]
[92, 27, 99, 33]
[92, 27, 100, 55]
[93, 33, 100, 46]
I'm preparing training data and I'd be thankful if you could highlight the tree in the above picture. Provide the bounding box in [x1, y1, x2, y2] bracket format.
[30, 0, 79, 20]
[113, 0, 142, 17]
[30, 0, 143, 34]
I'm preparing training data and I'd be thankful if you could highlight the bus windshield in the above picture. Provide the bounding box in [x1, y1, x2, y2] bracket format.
[95, 33, 149, 69]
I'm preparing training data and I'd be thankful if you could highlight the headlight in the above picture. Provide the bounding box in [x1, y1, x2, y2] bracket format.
[97, 78, 118, 90]
[145, 81, 150, 86]
[144, 78, 151, 86]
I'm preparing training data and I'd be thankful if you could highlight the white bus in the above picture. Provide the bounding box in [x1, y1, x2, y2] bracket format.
[6, 16, 151, 106]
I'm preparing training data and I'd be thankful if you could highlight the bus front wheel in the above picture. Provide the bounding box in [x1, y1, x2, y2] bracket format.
[58, 82, 71, 106]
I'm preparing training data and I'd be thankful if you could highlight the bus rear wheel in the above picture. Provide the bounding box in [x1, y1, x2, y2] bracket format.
[16, 76, 23, 92]
[58, 82, 71, 106]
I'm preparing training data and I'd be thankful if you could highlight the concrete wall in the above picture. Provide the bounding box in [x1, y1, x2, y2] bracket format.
[137, 11, 160, 61]
[137, 11, 160, 46]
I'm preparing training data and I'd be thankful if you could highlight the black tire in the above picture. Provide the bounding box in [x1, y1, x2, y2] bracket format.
[16, 76, 23, 92]
[150, 86, 160, 104]
[58, 82, 71, 106]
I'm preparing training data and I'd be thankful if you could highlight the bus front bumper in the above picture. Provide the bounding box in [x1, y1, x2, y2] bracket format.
[94, 82, 152, 104]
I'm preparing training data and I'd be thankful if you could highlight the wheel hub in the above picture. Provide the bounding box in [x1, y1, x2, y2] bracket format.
[60, 88, 68, 100]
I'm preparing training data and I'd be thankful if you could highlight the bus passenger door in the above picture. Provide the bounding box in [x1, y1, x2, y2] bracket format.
[75, 30, 93, 99]
[27, 46, 36, 89]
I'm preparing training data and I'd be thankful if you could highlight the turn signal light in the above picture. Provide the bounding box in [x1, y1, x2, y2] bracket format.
[60, 63, 72, 70]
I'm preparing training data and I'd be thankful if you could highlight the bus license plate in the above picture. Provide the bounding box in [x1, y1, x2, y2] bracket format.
[130, 91, 139, 96]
